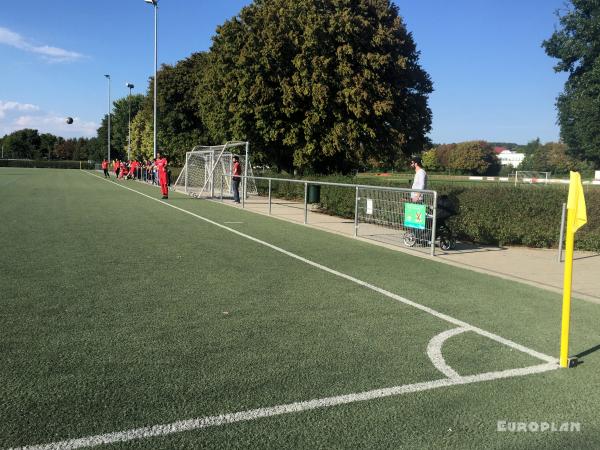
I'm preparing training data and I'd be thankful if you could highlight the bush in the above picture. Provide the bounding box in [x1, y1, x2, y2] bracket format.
[440, 184, 600, 251]
[254, 172, 600, 252]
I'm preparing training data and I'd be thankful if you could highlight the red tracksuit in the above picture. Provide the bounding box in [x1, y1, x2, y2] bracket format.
[156, 157, 168, 197]
[129, 161, 138, 179]
[119, 162, 127, 179]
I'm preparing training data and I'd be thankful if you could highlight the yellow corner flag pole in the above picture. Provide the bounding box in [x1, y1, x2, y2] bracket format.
[560, 171, 587, 368]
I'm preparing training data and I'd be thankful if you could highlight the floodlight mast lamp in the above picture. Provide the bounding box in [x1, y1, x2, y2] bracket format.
[104, 74, 111, 162]
[145, 0, 158, 160]
[126, 83, 135, 160]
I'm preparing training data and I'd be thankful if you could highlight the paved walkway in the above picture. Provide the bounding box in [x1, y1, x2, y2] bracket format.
[220, 195, 599, 303]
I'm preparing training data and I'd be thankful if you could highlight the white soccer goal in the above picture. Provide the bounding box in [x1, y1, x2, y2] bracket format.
[514, 171, 550, 186]
[172, 141, 257, 199]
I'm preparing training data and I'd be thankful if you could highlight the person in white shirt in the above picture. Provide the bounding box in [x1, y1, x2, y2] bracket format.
[410, 156, 427, 202]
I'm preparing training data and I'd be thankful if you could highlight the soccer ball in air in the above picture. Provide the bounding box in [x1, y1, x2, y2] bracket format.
[66, 117, 73, 124]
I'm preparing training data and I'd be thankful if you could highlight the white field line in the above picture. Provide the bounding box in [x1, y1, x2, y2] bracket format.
[8, 172, 561, 450]
[427, 328, 468, 379]
[11, 362, 557, 450]
[83, 172, 557, 365]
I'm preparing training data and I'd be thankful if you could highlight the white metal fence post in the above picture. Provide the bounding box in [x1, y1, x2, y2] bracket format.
[242, 174, 246, 208]
[558, 202, 567, 263]
[354, 186, 359, 237]
[244, 142, 249, 200]
[184, 152, 189, 194]
[268, 179, 272, 215]
[304, 182, 308, 224]
[430, 192, 438, 256]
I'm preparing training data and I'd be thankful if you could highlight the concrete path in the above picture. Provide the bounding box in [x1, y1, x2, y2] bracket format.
[220, 195, 599, 303]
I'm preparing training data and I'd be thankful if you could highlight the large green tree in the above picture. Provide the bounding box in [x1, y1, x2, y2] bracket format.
[446, 141, 499, 175]
[156, 53, 210, 165]
[112, 94, 145, 160]
[96, 114, 115, 160]
[130, 54, 210, 164]
[39, 133, 58, 160]
[2, 129, 42, 159]
[200, 0, 432, 173]
[96, 94, 144, 161]
[543, 0, 600, 167]
[426, 141, 499, 175]
[520, 141, 583, 173]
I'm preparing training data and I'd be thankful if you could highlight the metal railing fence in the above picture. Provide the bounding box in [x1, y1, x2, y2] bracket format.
[217, 174, 439, 256]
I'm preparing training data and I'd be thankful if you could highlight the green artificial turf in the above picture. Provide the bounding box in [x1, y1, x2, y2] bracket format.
[0, 168, 599, 449]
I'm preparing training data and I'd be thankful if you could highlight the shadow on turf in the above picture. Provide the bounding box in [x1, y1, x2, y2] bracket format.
[575, 343, 600, 359]
[567, 344, 600, 368]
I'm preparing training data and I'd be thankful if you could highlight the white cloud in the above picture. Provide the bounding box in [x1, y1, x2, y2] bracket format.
[0, 100, 97, 138]
[0, 100, 39, 119]
[0, 26, 85, 62]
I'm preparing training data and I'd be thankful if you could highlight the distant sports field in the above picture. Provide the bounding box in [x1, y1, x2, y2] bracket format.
[1, 167, 599, 449]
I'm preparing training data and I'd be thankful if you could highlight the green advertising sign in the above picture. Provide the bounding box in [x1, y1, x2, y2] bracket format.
[404, 203, 427, 229]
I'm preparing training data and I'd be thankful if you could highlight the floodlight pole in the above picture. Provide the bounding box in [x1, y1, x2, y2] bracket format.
[104, 74, 111, 162]
[126, 83, 135, 160]
[145, 0, 158, 160]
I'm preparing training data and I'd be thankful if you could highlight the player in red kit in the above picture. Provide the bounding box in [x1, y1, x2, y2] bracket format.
[101, 159, 110, 178]
[129, 160, 138, 180]
[119, 161, 127, 179]
[156, 152, 169, 199]
[232, 155, 241, 203]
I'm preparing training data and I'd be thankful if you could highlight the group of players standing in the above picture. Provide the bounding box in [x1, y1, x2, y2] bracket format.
[100, 152, 169, 199]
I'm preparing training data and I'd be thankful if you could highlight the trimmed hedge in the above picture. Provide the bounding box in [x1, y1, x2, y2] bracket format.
[440, 184, 600, 252]
[0, 159, 94, 169]
[254, 173, 600, 252]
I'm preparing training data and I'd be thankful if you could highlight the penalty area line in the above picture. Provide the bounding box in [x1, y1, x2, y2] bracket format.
[11, 362, 557, 450]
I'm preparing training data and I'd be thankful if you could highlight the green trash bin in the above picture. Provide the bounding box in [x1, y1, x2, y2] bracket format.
[307, 184, 321, 203]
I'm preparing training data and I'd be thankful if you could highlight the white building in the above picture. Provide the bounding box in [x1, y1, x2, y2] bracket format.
[496, 149, 525, 167]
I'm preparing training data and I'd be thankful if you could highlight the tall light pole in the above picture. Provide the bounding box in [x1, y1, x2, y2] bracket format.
[126, 83, 135, 160]
[104, 74, 111, 161]
[145, 0, 158, 159]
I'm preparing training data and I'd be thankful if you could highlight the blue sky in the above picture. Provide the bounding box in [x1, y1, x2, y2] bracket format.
[0, 0, 570, 145]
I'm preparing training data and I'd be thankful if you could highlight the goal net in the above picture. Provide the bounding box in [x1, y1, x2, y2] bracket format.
[172, 141, 257, 198]
[514, 171, 550, 185]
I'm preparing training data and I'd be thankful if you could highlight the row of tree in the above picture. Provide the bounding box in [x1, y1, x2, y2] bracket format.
[0, 129, 102, 161]
[3, 0, 600, 175]
[418, 139, 593, 176]
[517, 138, 594, 173]
[422, 141, 500, 175]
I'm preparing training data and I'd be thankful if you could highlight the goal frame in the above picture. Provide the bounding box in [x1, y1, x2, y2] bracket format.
[173, 141, 256, 199]
[513, 171, 551, 186]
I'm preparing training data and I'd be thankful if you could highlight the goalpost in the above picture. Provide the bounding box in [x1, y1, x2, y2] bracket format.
[172, 141, 258, 199]
[514, 171, 550, 186]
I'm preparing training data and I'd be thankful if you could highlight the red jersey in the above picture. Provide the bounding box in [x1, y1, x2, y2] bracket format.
[232, 161, 241, 180]
[156, 157, 168, 175]
[101, 160, 108, 169]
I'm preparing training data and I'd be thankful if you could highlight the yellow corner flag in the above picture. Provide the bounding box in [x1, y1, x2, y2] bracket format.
[560, 171, 587, 368]
[567, 171, 587, 232]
